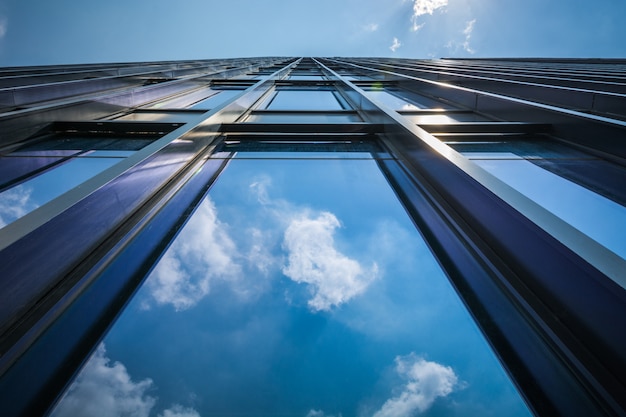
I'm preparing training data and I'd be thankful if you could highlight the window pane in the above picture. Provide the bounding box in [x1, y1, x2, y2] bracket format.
[50, 151, 531, 417]
[265, 90, 344, 110]
[365, 89, 452, 110]
[246, 113, 361, 123]
[403, 113, 488, 124]
[0, 157, 122, 227]
[114, 111, 202, 123]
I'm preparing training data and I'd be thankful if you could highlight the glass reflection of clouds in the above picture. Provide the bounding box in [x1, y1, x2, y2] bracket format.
[0, 158, 122, 228]
[50, 151, 532, 417]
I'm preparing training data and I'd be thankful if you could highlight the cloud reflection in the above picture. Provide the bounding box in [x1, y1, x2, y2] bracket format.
[283, 212, 378, 312]
[373, 353, 457, 417]
[146, 197, 240, 311]
[0, 185, 36, 227]
[49, 344, 156, 417]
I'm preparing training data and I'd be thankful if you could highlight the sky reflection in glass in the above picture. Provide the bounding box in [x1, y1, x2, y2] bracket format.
[50, 151, 531, 417]
[264, 90, 345, 110]
[0, 157, 122, 228]
[466, 152, 626, 260]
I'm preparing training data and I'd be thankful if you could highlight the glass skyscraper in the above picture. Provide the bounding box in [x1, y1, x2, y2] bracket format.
[0, 57, 625, 417]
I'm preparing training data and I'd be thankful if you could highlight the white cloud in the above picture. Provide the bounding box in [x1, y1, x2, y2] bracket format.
[49, 344, 156, 417]
[0, 185, 37, 227]
[158, 404, 201, 417]
[462, 19, 476, 53]
[390, 37, 402, 52]
[411, 0, 448, 17]
[373, 354, 458, 417]
[146, 197, 240, 311]
[411, 0, 448, 31]
[282, 211, 378, 312]
[364, 23, 379, 32]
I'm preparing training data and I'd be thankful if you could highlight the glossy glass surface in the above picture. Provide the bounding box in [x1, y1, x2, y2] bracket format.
[365, 90, 452, 111]
[289, 75, 325, 80]
[403, 113, 488, 124]
[263, 90, 345, 110]
[0, 135, 156, 228]
[246, 112, 361, 123]
[0, 157, 122, 227]
[50, 149, 531, 417]
[147, 88, 218, 109]
[190, 90, 243, 110]
[115, 111, 203, 123]
[466, 151, 626, 260]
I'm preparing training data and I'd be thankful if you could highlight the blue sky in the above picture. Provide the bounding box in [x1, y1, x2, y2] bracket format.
[1, 0, 625, 66]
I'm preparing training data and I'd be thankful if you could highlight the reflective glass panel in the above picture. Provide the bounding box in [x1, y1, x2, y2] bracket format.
[146, 88, 218, 109]
[264, 90, 345, 110]
[365, 90, 452, 110]
[0, 157, 122, 227]
[190, 90, 242, 110]
[114, 111, 203, 123]
[288, 75, 325, 80]
[246, 113, 361, 123]
[50, 148, 531, 417]
[403, 113, 488, 124]
[465, 152, 626, 260]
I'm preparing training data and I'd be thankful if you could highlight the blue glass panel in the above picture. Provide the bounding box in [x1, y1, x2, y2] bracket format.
[190, 90, 242, 110]
[246, 113, 361, 123]
[50, 153, 531, 417]
[0, 156, 69, 189]
[0, 157, 122, 227]
[265, 91, 344, 110]
[467, 153, 626, 260]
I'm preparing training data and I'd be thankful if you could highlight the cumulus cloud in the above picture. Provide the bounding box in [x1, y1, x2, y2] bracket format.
[0, 185, 37, 227]
[389, 37, 402, 52]
[373, 354, 458, 417]
[146, 197, 240, 311]
[411, 0, 448, 31]
[282, 211, 378, 312]
[158, 404, 201, 417]
[49, 344, 156, 417]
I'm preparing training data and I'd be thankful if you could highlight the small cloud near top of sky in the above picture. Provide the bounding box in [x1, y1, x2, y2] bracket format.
[410, 0, 448, 31]
[390, 37, 402, 52]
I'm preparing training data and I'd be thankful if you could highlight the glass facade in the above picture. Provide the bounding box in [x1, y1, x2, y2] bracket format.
[1, 57, 626, 417]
